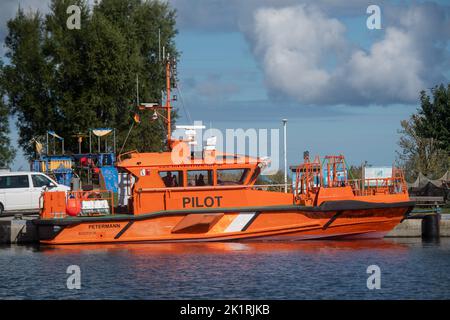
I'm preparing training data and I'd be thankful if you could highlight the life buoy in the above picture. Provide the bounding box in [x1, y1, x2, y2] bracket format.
[66, 198, 81, 216]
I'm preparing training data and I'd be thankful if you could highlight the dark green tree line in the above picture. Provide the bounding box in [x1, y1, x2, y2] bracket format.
[415, 84, 450, 153]
[0, 61, 16, 167]
[2, 0, 178, 159]
[397, 84, 450, 180]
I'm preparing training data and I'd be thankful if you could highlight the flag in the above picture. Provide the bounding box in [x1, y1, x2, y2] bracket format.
[35, 140, 43, 154]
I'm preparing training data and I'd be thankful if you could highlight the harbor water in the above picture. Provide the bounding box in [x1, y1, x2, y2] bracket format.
[1, 239, 450, 299]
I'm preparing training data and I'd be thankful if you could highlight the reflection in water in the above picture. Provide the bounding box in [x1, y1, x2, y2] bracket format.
[1, 239, 449, 299]
[37, 239, 408, 256]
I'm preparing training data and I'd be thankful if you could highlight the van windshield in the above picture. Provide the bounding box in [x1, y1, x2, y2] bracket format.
[32, 175, 53, 188]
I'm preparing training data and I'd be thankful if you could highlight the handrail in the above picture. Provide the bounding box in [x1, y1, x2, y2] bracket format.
[117, 149, 139, 162]
[67, 189, 115, 215]
[137, 183, 292, 193]
[348, 176, 407, 196]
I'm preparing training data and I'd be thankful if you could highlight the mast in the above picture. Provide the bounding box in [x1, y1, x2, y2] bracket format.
[136, 54, 174, 151]
[165, 57, 171, 148]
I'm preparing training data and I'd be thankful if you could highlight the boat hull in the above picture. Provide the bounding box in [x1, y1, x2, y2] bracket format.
[34, 200, 414, 245]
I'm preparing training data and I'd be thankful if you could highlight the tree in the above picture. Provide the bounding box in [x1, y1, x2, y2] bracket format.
[397, 84, 450, 180]
[3, 9, 54, 158]
[347, 163, 366, 180]
[2, 0, 178, 159]
[415, 85, 450, 153]
[0, 62, 16, 167]
[256, 170, 292, 191]
[397, 117, 448, 180]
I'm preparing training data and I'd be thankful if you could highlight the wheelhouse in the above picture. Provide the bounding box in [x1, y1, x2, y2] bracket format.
[116, 147, 269, 214]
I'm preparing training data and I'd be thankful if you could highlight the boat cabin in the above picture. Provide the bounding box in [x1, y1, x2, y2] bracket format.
[116, 144, 278, 215]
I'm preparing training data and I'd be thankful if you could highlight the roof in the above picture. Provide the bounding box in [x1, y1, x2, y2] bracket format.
[117, 150, 263, 169]
[0, 171, 46, 175]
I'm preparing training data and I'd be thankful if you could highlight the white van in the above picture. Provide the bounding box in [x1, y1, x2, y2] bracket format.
[0, 172, 70, 215]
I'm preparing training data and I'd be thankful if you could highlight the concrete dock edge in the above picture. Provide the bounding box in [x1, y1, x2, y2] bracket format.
[0, 216, 38, 244]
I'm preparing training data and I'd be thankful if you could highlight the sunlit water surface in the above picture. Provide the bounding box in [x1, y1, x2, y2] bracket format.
[1, 239, 449, 299]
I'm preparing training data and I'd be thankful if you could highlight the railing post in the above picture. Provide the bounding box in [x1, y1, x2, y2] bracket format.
[111, 190, 114, 215]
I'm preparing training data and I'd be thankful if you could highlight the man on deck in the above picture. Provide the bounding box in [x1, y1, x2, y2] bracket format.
[162, 172, 177, 187]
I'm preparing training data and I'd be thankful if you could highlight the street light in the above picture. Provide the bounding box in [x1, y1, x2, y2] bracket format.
[282, 119, 288, 193]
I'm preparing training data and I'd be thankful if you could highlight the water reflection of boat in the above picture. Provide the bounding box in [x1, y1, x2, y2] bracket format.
[38, 240, 408, 255]
[34, 57, 414, 245]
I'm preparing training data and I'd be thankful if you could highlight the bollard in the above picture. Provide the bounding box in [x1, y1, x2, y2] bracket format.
[422, 214, 440, 240]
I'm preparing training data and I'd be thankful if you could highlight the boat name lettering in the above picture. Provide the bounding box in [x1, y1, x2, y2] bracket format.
[87, 223, 121, 229]
[182, 196, 223, 208]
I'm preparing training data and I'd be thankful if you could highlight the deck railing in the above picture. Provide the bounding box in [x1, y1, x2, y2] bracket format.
[67, 190, 115, 216]
[137, 183, 292, 193]
[349, 177, 407, 196]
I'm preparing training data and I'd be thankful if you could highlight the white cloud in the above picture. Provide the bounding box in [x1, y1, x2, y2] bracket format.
[247, 3, 450, 105]
[252, 5, 347, 103]
[2, 0, 449, 106]
[346, 27, 424, 102]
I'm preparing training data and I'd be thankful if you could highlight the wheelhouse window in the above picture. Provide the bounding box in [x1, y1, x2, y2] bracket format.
[187, 170, 213, 186]
[159, 171, 183, 187]
[217, 169, 249, 185]
[0, 175, 30, 189]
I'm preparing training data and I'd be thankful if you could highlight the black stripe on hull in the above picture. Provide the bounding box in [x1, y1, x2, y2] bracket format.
[33, 200, 415, 228]
[322, 211, 343, 230]
[114, 221, 134, 239]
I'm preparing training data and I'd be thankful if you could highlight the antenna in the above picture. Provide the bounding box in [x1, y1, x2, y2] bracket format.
[135, 57, 173, 150]
[166, 56, 171, 145]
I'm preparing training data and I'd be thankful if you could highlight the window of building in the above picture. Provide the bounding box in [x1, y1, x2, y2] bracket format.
[159, 171, 183, 187]
[187, 170, 213, 186]
[217, 169, 249, 185]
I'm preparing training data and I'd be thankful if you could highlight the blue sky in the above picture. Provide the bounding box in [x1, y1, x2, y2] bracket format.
[171, 0, 450, 169]
[174, 30, 415, 167]
[3, 0, 450, 171]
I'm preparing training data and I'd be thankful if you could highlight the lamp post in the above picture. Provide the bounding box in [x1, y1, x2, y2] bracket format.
[282, 119, 288, 193]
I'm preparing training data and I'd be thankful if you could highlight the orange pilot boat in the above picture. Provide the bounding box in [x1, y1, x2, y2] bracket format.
[33, 58, 415, 245]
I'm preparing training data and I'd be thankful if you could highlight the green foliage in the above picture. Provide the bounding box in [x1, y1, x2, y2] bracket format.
[347, 164, 364, 180]
[397, 84, 450, 180]
[415, 85, 450, 153]
[0, 62, 16, 167]
[397, 117, 449, 180]
[3, 9, 53, 158]
[2, 0, 178, 159]
[256, 170, 292, 191]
